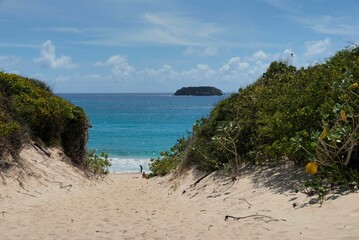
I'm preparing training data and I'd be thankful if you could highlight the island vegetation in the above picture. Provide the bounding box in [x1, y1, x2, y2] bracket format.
[0, 72, 111, 175]
[150, 46, 359, 198]
[174, 86, 223, 96]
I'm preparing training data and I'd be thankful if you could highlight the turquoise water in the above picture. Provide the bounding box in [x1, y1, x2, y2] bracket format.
[59, 93, 226, 172]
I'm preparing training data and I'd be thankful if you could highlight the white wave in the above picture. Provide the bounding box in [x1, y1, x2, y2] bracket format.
[109, 158, 152, 173]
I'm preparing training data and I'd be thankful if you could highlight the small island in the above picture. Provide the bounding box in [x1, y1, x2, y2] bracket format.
[174, 86, 223, 96]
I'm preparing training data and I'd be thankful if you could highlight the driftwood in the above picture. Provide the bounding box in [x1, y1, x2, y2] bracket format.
[33, 142, 51, 157]
[44, 179, 72, 190]
[224, 214, 286, 222]
[190, 172, 211, 188]
[60, 184, 73, 190]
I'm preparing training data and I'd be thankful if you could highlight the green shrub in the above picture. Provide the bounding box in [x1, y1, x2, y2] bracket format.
[297, 71, 359, 197]
[151, 46, 359, 189]
[149, 136, 191, 177]
[85, 151, 112, 175]
[0, 72, 90, 167]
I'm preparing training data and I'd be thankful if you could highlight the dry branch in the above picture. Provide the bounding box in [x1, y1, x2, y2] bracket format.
[44, 179, 72, 190]
[33, 142, 51, 157]
[190, 172, 211, 188]
[224, 214, 285, 222]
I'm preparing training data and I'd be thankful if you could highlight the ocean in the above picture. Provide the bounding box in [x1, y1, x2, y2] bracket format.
[59, 93, 227, 173]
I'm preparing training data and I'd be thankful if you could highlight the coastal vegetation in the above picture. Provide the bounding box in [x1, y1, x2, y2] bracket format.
[0, 72, 110, 175]
[150, 46, 359, 196]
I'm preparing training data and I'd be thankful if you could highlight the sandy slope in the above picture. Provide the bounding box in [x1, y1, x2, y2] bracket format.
[1, 145, 359, 240]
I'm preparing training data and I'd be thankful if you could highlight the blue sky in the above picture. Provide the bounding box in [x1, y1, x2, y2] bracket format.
[1, 0, 358, 93]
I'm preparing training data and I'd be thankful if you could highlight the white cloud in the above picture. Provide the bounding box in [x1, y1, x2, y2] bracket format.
[96, 55, 135, 80]
[85, 51, 280, 92]
[95, 55, 127, 66]
[44, 27, 82, 34]
[182, 64, 216, 80]
[305, 38, 331, 56]
[278, 49, 296, 65]
[140, 65, 179, 83]
[183, 46, 195, 56]
[216, 56, 270, 88]
[34, 40, 75, 69]
[143, 13, 222, 41]
[0, 42, 38, 48]
[203, 47, 218, 56]
[293, 15, 359, 36]
[0, 55, 21, 71]
[220, 57, 250, 73]
[183, 46, 218, 56]
[81, 12, 226, 47]
[138, 63, 219, 89]
[253, 50, 268, 60]
[264, 0, 298, 13]
[55, 75, 71, 82]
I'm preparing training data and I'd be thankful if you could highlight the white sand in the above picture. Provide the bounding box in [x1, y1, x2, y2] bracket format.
[1, 144, 359, 240]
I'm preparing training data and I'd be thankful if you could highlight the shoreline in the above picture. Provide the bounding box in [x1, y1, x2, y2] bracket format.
[107, 156, 151, 173]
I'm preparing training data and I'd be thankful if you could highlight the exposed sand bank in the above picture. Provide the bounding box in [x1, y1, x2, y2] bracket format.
[1, 145, 359, 240]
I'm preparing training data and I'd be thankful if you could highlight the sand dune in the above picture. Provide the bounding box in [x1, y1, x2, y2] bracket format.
[1, 145, 359, 240]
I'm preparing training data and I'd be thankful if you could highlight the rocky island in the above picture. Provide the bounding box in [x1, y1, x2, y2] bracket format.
[174, 86, 223, 96]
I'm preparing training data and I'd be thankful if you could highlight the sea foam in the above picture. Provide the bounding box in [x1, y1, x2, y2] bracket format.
[110, 158, 151, 173]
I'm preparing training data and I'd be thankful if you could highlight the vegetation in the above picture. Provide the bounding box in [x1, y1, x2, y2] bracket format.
[86, 151, 112, 176]
[0, 72, 92, 170]
[174, 86, 223, 96]
[149, 46, 359, 196]
[149, 136, 191, 177]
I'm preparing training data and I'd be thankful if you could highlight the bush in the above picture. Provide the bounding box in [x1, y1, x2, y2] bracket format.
[149, 136, 191, 177]
[150, 46, 359, 192]
[297, 71, 359, 197]
[85, 151, 112, 175]
[0, 72, 90, 167]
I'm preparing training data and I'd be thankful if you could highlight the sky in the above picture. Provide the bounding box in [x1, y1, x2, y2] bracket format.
[1, 0, 359, 93]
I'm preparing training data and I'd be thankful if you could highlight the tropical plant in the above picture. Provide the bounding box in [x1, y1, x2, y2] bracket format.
[149, 46, 359, 193]
[0, 72, 90, 168]
[86, 151, 112, 175]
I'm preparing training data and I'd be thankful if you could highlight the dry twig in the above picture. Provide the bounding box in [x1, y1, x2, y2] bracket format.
[224, 214, 286, 222]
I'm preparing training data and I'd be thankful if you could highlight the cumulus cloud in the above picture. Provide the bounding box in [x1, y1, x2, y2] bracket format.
[304, 38, 331, 56]
[278, 49, 296, 65]
[34, 40, 75, 69]
[96, 55, 135, 80]
[252, 50, 268, 60]
[220, 57, 250, 73]
[89, 51, 277, 92]
[144, 64, 176, 76]
[182, 64, 216, 80]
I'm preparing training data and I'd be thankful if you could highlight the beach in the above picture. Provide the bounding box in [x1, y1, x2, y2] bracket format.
[1, 145, 359, 240]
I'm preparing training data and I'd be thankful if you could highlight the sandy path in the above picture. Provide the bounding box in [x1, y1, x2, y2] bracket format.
[1, 145, 359, 239]
[0, 173, 216, 240]
[1, 171, 359, 240]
